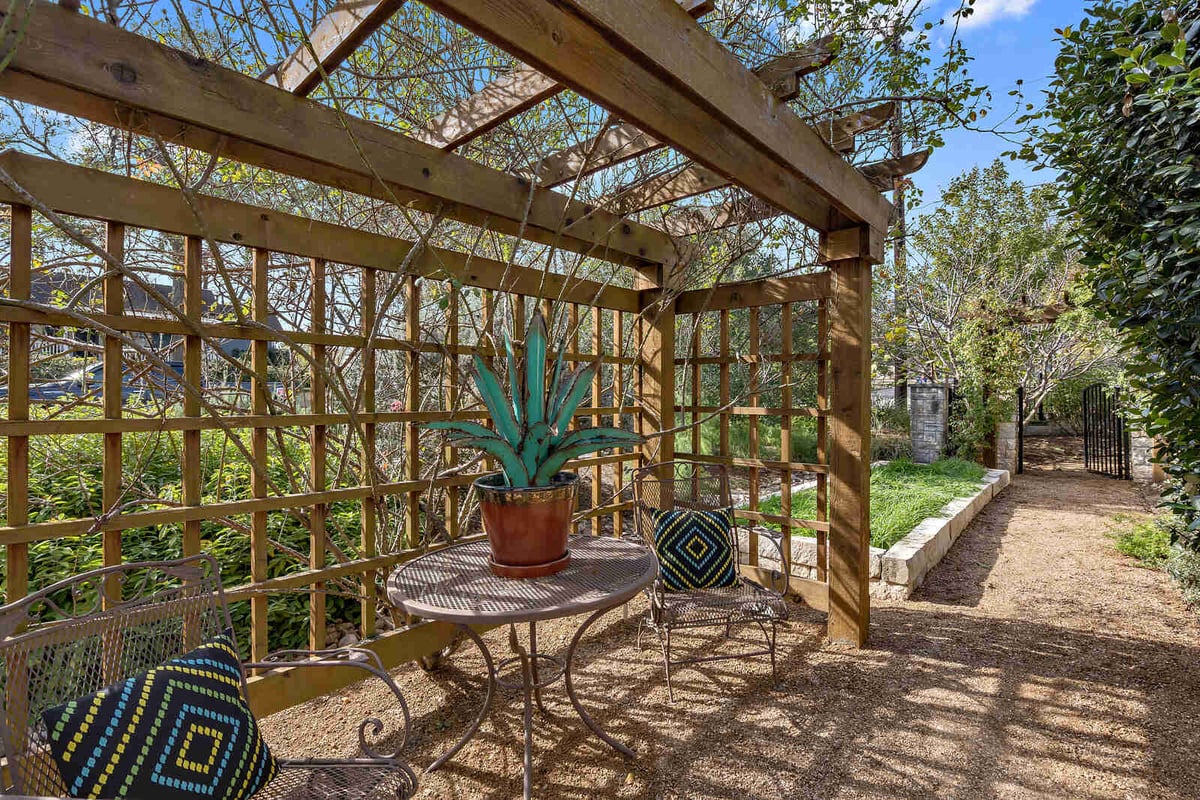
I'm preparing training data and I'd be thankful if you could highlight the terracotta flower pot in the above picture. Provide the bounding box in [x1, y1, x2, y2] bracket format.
[473, 472, 579, 578]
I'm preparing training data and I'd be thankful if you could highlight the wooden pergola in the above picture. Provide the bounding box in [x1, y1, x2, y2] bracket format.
[0, 0, 904, 714]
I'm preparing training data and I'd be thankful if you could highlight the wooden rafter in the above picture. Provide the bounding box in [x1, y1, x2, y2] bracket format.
[526, 37, 843, 189]
[661, 195, 778, 237]
[857, 149, 931, 191]
[0, 2, 678, 271]
[813, 101, 896, 154]
[752, 35, 836, 101]
[270, 0, 407, 96]
[659, 149, 930, 235]
[413, 67, 561, 150]
[413, 0, 714, 151]
[532, 122, 657, 188]
[605, 104, 897, 214]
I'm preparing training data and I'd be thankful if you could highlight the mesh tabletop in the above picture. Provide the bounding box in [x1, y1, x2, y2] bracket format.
[386, 536, 657, 625]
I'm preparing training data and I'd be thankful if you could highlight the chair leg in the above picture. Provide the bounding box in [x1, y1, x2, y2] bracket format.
[767, 621, 778, 680]
[659, 627, 675, 702]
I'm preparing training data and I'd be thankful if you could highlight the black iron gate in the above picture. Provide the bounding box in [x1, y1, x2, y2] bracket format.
[1082, 383, 1131, 479]
[1017, 386, 1026, 474]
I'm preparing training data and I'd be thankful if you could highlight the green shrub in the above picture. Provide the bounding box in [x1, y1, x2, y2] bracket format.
[1168, 549, 1200, 610]
[0, 406, 366, 656]
[692, 415, 819, 463]
[1110, 513, 1173, 568]
[755, 457, 986, 550]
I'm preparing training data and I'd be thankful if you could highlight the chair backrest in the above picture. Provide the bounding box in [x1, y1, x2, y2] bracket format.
[631, 461, 736, 554]
[0, 555, 234, 796]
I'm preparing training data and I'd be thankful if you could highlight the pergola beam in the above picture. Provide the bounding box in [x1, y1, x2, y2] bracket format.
[527, 38, 844, 189]
[414, 0, 714, 151]
[271, 0, 408, 96]
[0, 150, 641, 312]
[0, 2, 678, 270]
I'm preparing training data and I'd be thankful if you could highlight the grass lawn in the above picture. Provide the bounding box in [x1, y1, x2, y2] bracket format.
[756, 458, 987, 550]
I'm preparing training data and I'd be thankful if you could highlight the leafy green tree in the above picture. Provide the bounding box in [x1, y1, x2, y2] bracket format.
[901, 160, 1120, 454]
[1026, 2, 1200, 542]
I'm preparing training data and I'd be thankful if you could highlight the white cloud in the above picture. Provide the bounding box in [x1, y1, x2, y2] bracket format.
[953, 0, 1036, 29]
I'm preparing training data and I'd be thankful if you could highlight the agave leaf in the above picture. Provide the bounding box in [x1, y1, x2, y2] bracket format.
[549, 360, 601, 439]
[471, 354, 522, 448]
[524, 310, 548, 426]
[520, 421, 553, 483]
[449, 435, 531, 487]
[534, 427, 643, 485]
[546, 337, 568, 423]
[503, 335, 524, 429]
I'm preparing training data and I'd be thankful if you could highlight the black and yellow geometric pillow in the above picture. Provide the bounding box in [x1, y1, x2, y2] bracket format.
[41, 630, 278, 800]
[650, 507, 739, 592]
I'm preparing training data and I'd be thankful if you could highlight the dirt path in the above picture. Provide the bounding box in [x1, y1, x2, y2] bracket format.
[262, 442, 1200, 799]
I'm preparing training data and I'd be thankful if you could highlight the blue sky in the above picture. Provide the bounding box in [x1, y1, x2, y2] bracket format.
[912, 0, 1092, 210]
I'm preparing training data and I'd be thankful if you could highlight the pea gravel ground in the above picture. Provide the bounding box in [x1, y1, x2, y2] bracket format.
[260, 438, 1200, 799]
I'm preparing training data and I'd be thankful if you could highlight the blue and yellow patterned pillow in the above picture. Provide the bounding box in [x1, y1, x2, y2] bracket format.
[41, 630, 277, 800]
[650, 507, 739, 592]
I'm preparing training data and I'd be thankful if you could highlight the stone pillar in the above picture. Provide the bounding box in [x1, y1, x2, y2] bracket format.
[993, 412, 1019, 473]
[908, 384, 948, 464]
[1130, 431, 1162, 483]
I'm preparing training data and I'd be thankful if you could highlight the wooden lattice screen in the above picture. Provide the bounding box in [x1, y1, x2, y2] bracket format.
[0, 155, 645, 676]
[0, 158, 874, 717]
[672, 281, 833, 609]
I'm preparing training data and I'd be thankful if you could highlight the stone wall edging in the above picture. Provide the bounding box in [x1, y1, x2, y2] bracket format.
[738, 467, 1010, 600]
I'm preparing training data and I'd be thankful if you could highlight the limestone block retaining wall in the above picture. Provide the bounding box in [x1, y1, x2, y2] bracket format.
[740, 468, 1010, 600]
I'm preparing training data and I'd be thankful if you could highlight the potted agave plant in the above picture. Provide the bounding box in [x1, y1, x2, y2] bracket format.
[427, 310, 642, 578]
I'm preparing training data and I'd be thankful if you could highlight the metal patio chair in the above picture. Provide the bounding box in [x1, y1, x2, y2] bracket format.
[632, 461, 790, 700]
[0, 555, 417, 799]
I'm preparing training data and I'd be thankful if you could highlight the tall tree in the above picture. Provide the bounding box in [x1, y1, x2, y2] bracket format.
[904, 161, 1121, 427]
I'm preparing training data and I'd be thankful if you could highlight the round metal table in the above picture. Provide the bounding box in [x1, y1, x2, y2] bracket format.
[387, 535, 657, 799]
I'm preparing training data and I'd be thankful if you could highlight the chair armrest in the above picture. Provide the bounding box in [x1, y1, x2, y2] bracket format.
[743, 529, 788, 594]
[245, 647, 411, 760]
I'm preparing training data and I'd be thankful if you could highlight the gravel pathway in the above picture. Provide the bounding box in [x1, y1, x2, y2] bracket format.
[260, 438, 1200, 798]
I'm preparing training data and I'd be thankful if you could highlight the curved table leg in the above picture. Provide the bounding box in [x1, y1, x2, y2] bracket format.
[564, 604, 637, 759]
[503, 624, 537, 800]
[529, 621, 550, 714]
[428, 624, 496, 773]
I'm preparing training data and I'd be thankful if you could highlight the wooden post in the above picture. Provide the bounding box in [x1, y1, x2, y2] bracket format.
[309, 258, 328, 651]
[182, 237, 203, 561]
[361, 267, 379, 639]
[102, 222, 124, 609]
[5, 204, 31, 603]
[612, 308, 625, 538]
[821, 227, 872, 647]
[444, 287, 460, 540]
[250, 247, 270, 662]
[719, 309, 730, 461]
[747, 307, 760, 566]
[591, 307, 603, 535]
[816, 298, 829, 580]
[404, 273, 422, 549]
[779, 302, 793, 581]
[636, 267, 675, 469]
